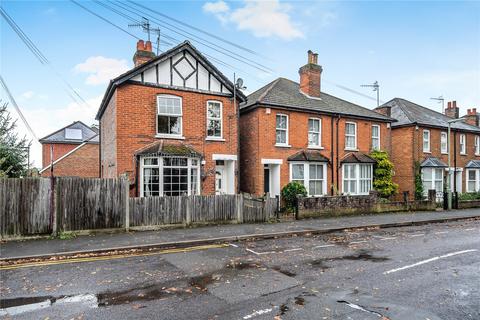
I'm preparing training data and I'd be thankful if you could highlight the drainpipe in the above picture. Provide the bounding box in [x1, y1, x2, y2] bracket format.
[330, 116, 335, 195]
[453, 130, 457, 198]
[336, 115, 341, 192]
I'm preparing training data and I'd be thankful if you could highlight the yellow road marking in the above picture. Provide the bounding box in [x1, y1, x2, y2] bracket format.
[0, 243, 229, 270]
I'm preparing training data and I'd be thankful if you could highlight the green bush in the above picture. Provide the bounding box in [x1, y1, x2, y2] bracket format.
[281, 182, 307, 212]
[369, 150, 398, 198]
[414, 161, 424, 200]
[458, 192, 480, 201]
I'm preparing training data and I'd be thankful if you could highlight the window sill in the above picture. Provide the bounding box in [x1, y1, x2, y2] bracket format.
[441, 152, 448, 155]
[344, 148, 359, 152]
[155, 134, 185, 140]
[460, 153, 467, 156]
[275, 144, 291, 148]
[423, 151, 431, 154]
[206, 137, 226, 142]
[307, 146, 324, 150]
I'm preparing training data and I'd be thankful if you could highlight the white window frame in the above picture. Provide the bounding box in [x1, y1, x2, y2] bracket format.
[139, 156, 200, 197]
[466, 169, 480, 193]
[289, 162, 327, 196]
[275, 114, 289, 147]
[371, 124, 380, 151]
[206, 100, 223, 140]
[341, 163, 373, 195]
[345, 122, 357, 150]
[156, 95, 183, 139]
[475, 136, 480, 156]
[308, 118, 322, 149]
[421, 168, 444, 196]
[441, 132, 448, 154]
[460, 134, 466, 155]
[423, 130, 430, 153]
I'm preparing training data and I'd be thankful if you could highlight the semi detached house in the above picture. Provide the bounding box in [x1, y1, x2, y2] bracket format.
[239, 51, 394, 198]
[96, 40, 246, 196]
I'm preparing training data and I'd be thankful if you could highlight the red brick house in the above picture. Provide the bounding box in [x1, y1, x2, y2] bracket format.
[239, 51, 394, 198]
[376, 99, 480, 199]
[96, 40, 246, 197]
[39, 121, 99, 177]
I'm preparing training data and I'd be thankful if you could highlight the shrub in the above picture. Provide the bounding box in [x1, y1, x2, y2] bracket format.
[458, 192, 480, 201]
[369, 150, 398, 198]
[281, 182, 307, 212]
[414, 161, 424, 200]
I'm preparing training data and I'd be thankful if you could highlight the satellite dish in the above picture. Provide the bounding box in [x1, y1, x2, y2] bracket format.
[236, 78, 244, 89]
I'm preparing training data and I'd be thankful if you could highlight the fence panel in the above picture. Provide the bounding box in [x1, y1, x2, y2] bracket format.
[0, 178, 51, 237]
[56, 177, 127, 231]
[129, 196, 186, 226]
[243, 197, 268, 223]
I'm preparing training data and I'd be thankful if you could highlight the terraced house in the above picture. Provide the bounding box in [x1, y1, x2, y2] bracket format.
[96, 40, 245, 197]
[376, 99, 480, 199]
[239, 51, 394, 198]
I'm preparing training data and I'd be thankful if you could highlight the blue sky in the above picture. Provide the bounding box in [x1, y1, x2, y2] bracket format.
[1, 0, 479, 167]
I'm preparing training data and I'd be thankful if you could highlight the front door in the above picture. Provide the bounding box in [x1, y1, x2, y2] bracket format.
[264, 167, 270, 194]
[215, 166, 225, 195]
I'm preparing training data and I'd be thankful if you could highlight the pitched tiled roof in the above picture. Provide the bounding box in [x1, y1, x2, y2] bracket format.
[134, 141, 202, 158]
[39, 121, 99, 144]
[420, 157, 448, 168]
[466, 160, 480, 168]
[341, 152, 376, 164]
[241, 78, 393, 122]
[287, 150, 329, 162]
[380, 98, 480, 133]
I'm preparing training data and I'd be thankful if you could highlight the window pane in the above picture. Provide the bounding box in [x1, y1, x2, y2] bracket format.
[208, 119, 222, 137]
[469, 170, 476, 180]
[308, 132, 319, 146]
[207, 103, 221, 118]
[423, 169, 432, 180]
[276, 115, 287, 129]
[276, 130, 286, 144]
[346, 123, 354, 134]
[292, 164, 304, 180]
[157, 116, 169, 134]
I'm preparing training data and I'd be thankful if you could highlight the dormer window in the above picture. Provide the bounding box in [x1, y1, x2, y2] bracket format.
[157, 95, 182, 138]
[65, 128, 82, 140]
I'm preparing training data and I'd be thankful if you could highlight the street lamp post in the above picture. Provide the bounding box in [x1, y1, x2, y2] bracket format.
[447, 118, 464, 210]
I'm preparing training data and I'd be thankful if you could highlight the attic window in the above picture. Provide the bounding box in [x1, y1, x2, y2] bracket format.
[65, 128, 82, 140]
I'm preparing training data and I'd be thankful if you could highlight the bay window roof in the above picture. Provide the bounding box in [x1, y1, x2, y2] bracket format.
[466, 160, 480, 168]
[341, 152, 376, 164]
[287, 150, 329, 162]
[135, 141, 202, 158]
[420, 157, 448, 168]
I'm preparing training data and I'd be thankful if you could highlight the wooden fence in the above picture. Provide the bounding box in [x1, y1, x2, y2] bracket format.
[1, 177, 278, 238]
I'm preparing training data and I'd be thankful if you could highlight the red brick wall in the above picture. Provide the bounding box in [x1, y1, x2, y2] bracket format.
[391, 125, 480, 198]
[103, 83, 239, 195]
[41, 144, 99, 177]
[239, 106, 391, 196]
[42, 143, 78, 168]
[100, 91, 117, 178]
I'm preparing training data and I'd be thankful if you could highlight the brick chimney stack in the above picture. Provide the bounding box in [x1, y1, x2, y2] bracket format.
[299, 50, 322, 98]
[133, 40, 156, 67]
[463, 108, 479, 127]
[445, 100, 459, 118]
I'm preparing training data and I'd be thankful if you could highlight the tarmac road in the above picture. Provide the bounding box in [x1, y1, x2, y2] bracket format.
[1, 219, 479, 319]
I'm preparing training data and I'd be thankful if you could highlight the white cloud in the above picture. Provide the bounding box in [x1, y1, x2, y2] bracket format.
[21, 91, 35, 100]
[74, 56, 130, 85]
[204, 0, 304, 40]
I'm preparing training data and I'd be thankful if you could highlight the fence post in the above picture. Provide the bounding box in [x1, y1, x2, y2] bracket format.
[186, 196, 192, 226]
[51, 176, 58, 236]
[295, 194, 300, 220]
[124, 176, 130, 232]
[237, 194, 244, 223]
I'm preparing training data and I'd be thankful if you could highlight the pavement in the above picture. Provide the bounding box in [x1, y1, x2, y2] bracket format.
[1, 208, 479, 260]
[1, 219, 479, 319]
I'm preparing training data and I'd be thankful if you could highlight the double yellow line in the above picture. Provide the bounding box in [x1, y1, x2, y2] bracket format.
[0, 243, 229, 271]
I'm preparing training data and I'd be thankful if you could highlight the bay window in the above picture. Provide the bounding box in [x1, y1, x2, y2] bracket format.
[157, 95, 182, 136]
[345, 122, 357, 150]
[141, 156, 200, 197]
[289, 162, 327, 196]
[467, 169, 480, 192]
[276, 114, 288, 145]
[342, 164, 373, 195]
[460, 134, 466, 155]
[371, 125, 380, 150]
[207, 101, 222, 138]
[421, 168, 443, 195]
[441, 132, 448, 154]
[308, 118, 321, 148]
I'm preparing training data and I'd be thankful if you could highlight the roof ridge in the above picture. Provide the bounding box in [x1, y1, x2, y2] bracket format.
[395, 98, 416, 124]
[257, 78, 282, 103]
[321, 91, 390, 120]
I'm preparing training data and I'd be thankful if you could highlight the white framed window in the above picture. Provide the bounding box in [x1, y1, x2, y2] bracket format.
[423, 130, 430, 153]
[475, 136, 480, 155]
[342, 163, 373, 195]
[441, 132, 448, 154]
[308, 118, 321, 148]
[466, 169, 480, 192]
[140, 156, 200, 197]
[371, 125, 380, 150]
[206, 101, 222, 139]
[345, 122, 357, 150]
[460, 134, 466, 155]
[275, 114, 289, 146]
[289, 162, 327, 196]
[157, 95, 182, 137]
[421, 168, 443, 195]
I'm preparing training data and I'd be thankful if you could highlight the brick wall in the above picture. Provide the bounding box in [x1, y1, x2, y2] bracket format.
[42, 143, 78, 168]
[103, 83, 239, 195]
[41, 144, 99, 177]
[100, 91, 117, 178]
[239, 105, 391, 196]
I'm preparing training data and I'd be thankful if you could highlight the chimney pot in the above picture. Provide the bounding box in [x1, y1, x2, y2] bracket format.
[447, 101, 452, 109]
[145, 41, 152, 52]
[473, 108, 477, 114]
[452, 101, 457, 108]
[133, 39, 156, 67]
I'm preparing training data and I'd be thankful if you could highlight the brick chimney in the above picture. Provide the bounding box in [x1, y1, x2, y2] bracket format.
[374, 105, 391, 117]
[299, 50, 322, 98]
[133, 40, 155, 67]
[445, 100, 459, 118]
[463, 108, 479, 127]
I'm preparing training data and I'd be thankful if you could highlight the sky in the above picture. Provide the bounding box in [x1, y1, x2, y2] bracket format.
[1, 0, 479, 168]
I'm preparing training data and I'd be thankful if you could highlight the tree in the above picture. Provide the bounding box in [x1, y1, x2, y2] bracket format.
[369, 150, 398, 198]
[281, 181, 307, 212]
[0, 101, 31, 178]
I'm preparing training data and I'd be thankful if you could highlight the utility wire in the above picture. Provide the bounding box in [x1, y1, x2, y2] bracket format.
[0, 75, 39, 141]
